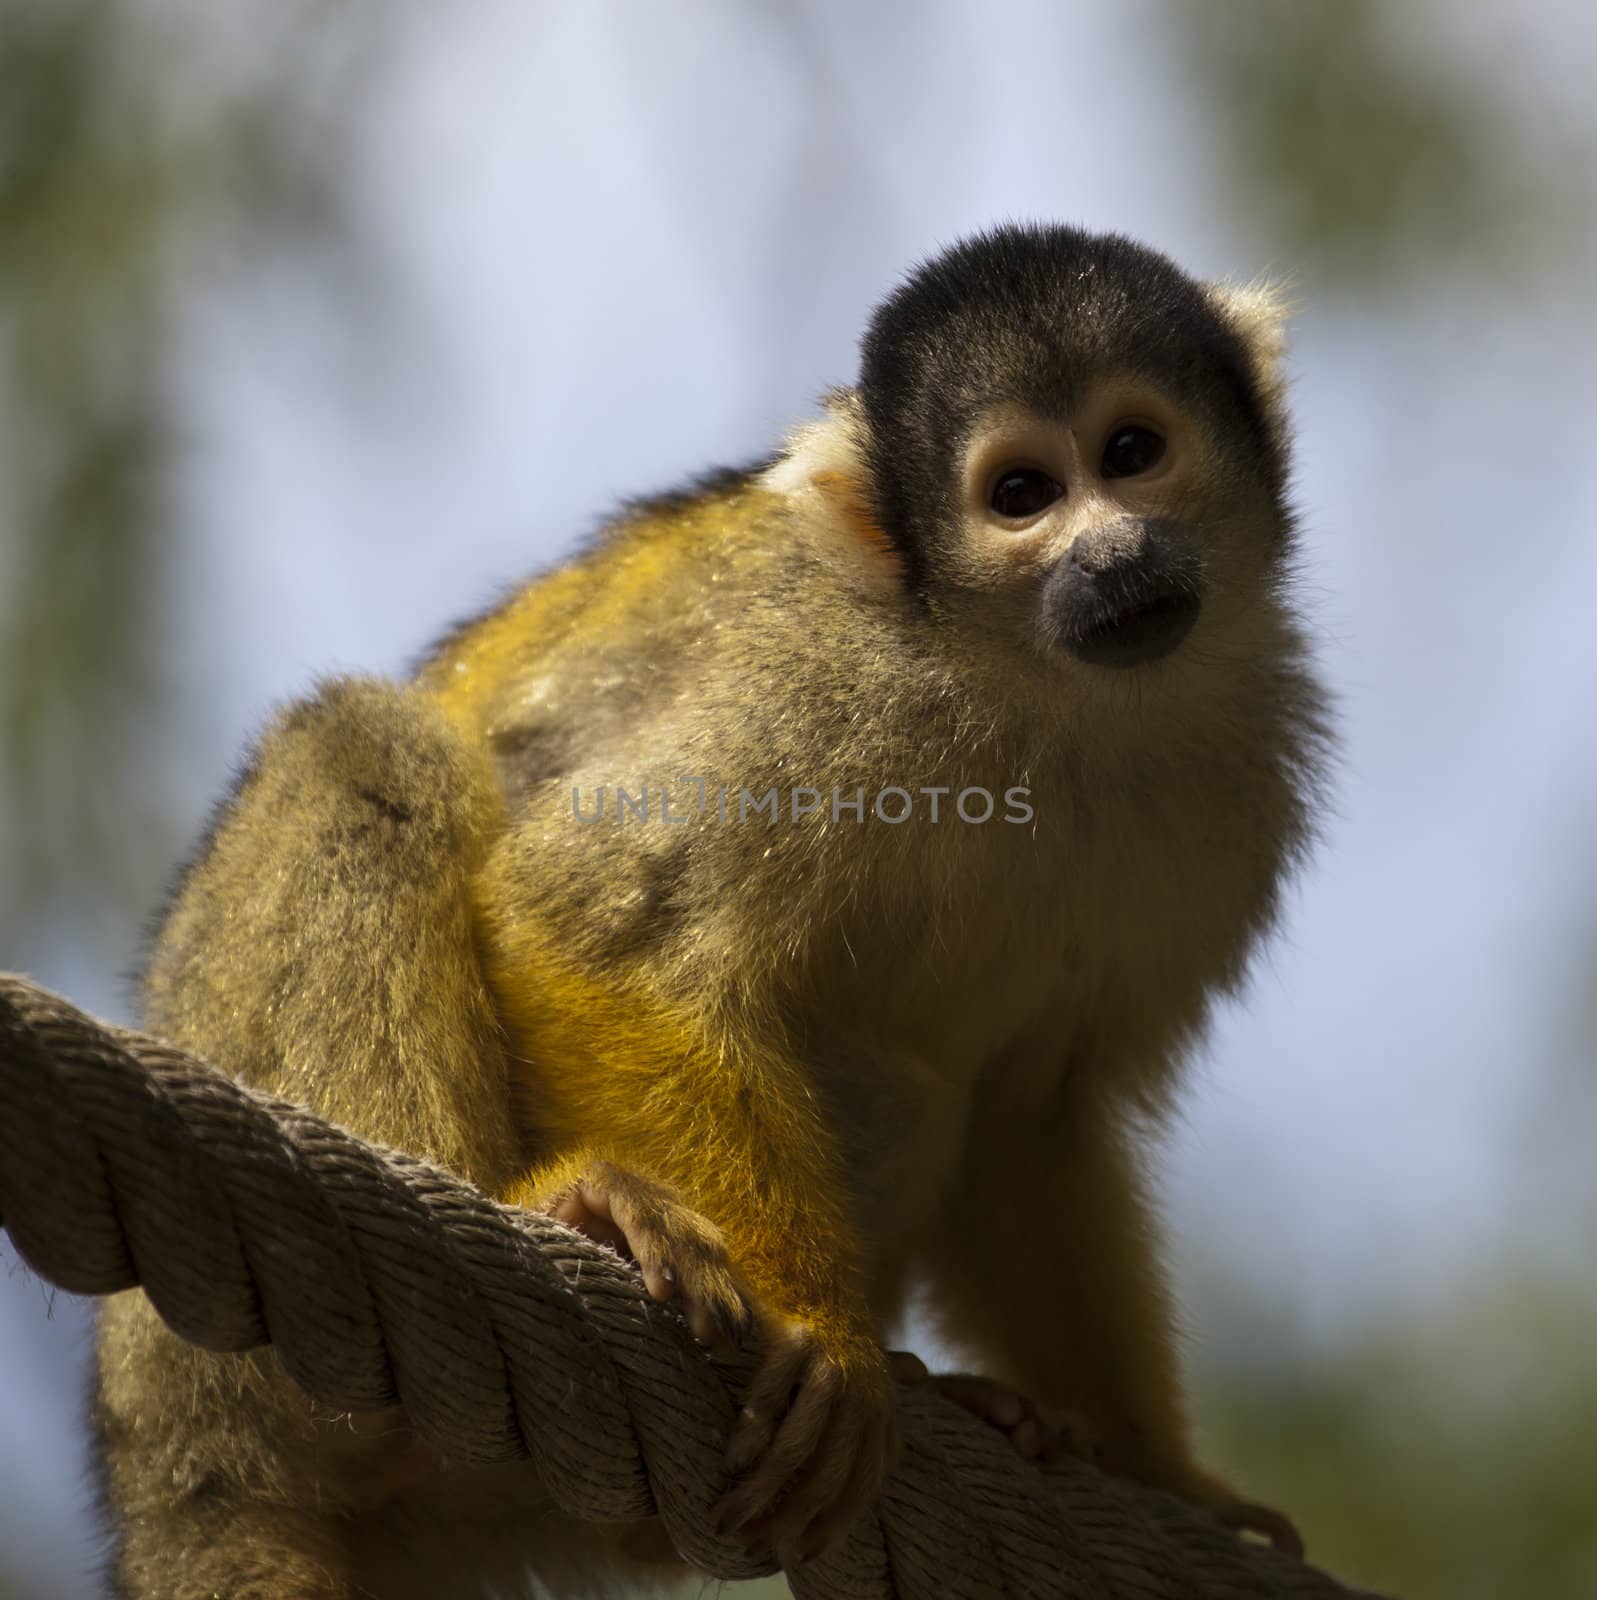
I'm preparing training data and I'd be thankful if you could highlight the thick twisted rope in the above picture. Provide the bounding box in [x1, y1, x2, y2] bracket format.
[0, 973, 1382, 1599]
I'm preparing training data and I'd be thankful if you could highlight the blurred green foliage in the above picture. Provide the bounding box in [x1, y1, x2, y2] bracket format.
[1199, 1273, 1597, 1599]
[1173, 0, 1593, 288]
[0, 0, 373, 953]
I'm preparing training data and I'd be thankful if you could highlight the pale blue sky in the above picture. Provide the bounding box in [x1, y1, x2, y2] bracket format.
[3, 3, 1595, 1592]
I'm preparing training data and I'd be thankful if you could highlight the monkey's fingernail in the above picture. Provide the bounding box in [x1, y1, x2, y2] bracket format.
[659, 1261, 677, 1283]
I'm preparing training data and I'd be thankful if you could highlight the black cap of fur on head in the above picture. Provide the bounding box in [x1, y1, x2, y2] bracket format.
[857, 224, 1284, 592]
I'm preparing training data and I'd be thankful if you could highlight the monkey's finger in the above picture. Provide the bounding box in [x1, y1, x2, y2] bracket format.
[733, 1402, 864, 1559]
[1011, 1416, 1047, 1459]
[719, 1407, 814, 1531]
[886, 1349, 929, 1384]
[543, 1190, 631, 1257]
[926, 1372, 1072, 1462]
[1037, 1405, 1096, 1461]
[1218, 1500, 1305, 1560]
[1036, 1418, 1070, 1463]
[600, 1177, 725, 1310]
[792, 1408, 892, 1564]
[722, 1328, 810, 1475]
[635, 1254, 680, 1304]
[541, 1169, 660, 1270]
[615, 1212, 686, 1303]
[780, 1408, 896, 1555]
[723, 1361, 845, 1540]
[683, 1295, 719, 1346]
[592, 1176, 758, 1343]
[927, 1372, 1028, 1430]
[570, 1175, 619, 1222]
[579, 1180, 682, 1302]
[721, 1412, 772, 1484]
[672, 1242, 757, 1349]
[679, 1268, 756, 1352]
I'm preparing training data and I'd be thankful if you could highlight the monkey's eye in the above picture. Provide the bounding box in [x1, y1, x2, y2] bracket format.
[1101, 424, 1166, 479]
[989, 468, 1064, 520]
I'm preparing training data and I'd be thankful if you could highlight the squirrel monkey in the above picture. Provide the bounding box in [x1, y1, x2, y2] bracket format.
[95, 224, 1328, 1597]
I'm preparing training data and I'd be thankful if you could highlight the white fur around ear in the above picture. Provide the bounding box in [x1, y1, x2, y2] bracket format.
[760, 388, 867, 498]
[759, 389, 906, 580]
[1206, 277, 1295, 416]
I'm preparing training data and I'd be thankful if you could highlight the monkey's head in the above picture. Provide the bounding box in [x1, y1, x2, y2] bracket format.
[794, 225, 1297, 681]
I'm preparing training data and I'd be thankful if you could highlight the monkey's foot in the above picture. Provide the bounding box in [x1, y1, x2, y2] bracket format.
[539, 1161, 755, 1353]
[1122, 1454, 1305, 1559]
[891, 1356, 1082, 1464]
[716, 1320, 897, 1567]
[1190, 1484, 1304, 1558]
[896, 1361, 1304, 1559]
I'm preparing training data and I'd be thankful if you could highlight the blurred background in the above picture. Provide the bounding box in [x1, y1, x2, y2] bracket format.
[1, 2, 1593, 1596]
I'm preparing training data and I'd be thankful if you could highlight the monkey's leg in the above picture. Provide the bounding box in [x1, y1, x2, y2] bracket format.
[97, 678, 523, 1600]
[924, 1081, 1302, 1555]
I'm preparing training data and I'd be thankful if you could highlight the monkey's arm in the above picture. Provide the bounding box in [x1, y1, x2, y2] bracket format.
[515, 1110, 895, 1565]
[922, 1076, 1298, 1549]
[486, 961, 897, 1564]
[97, 678, 523, 1600]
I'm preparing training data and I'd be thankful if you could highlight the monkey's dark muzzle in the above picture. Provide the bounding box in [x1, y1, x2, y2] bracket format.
[1042, 517, 1202, 669]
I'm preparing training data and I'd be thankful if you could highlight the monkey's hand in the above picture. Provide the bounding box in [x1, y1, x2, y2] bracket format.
[531, 1162, 895, 1563]
[716, 1317, 897, 1566]
[535, 1160, 756, 1352]
[889, 1354, 1083, 1464]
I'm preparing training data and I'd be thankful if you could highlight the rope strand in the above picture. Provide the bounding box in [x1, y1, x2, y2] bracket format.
[0, 973, 1382, 1600]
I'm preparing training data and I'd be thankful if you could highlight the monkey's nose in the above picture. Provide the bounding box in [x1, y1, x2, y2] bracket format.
[1065, 586, 1200, 667]
[1041, 518, 1202, 668]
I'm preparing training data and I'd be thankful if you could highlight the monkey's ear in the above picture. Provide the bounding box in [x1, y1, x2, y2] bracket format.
[762, 390, 906, 582]
[1206, 277, 1294, 413]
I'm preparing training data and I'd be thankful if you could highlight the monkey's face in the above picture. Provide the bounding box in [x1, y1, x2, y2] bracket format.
[889, 370, 1290, 685]
[855, 226, 1294, 685]
[955, 388, 1208, 669]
